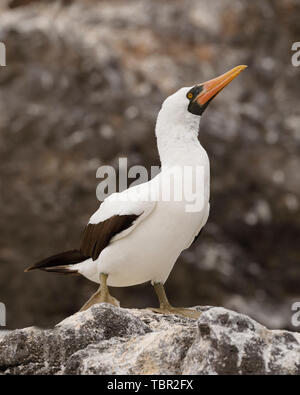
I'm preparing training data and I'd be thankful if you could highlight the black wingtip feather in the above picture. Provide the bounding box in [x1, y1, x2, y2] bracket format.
[25, 249, 88, 274]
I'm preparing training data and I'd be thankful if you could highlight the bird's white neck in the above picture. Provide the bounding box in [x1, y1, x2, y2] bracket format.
[155, 109, 203, 167]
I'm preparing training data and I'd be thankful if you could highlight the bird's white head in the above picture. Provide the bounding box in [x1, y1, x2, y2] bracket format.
[155, 65, 247, 165]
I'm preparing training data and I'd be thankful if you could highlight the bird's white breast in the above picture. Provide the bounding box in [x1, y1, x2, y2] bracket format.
[100, 201, 209, 287]
[77, 100, 210, 287]
[79, 146, 210, 287]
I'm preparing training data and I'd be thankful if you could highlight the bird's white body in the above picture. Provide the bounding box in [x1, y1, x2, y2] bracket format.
[73, 87, 210, 287]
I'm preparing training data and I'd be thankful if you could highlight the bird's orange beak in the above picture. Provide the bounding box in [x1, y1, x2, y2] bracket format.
[195, 65, 247, 106]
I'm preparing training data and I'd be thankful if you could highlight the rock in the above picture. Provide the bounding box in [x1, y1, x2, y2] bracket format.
[0, 304, 299, 375]
[0, 304, 150, 375]
[183, 307, 300, 375]
[1, 0, 300, 331]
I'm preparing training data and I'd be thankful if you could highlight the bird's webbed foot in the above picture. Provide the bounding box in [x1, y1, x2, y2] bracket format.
[79, 273, 120, 312]
[148, 282, 201, 319]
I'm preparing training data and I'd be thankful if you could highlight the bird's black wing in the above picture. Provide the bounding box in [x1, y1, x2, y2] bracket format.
[80, 214, 140, 261]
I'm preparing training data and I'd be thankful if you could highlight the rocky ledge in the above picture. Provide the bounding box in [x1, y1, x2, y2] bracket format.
[0, 305, 300, 375]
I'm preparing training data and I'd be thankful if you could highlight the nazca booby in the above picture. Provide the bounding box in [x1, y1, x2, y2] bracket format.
[25, 65, 247, 318]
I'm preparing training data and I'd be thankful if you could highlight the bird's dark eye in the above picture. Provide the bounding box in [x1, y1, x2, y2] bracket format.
[187, 92, 193, 100]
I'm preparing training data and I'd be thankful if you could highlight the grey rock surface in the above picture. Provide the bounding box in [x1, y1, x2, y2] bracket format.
[1, 304, 299, 375]
[0, 0, 300, 331]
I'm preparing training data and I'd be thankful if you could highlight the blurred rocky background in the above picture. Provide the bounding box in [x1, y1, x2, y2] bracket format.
[0, 0, 299, 330]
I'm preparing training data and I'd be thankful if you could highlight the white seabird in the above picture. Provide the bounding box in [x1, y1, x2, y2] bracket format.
[26, 65, 247, 318]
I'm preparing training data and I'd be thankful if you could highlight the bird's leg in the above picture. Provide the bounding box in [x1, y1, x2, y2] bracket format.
[148, 282, 200, 319]
[79, 273, 120, 312]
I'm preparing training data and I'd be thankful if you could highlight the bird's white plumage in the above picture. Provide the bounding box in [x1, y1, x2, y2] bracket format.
[73, 87, 210, 287]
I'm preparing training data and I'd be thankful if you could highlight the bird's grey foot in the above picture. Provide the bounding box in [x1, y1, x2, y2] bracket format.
[79, 273, 120, 312]
[148, 282, 200, 319]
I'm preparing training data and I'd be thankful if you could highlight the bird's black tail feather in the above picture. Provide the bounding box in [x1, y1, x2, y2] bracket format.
[25, 249, 88, 274]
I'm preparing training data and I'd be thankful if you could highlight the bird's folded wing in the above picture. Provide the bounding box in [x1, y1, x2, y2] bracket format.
[80, 185, 157, 261]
